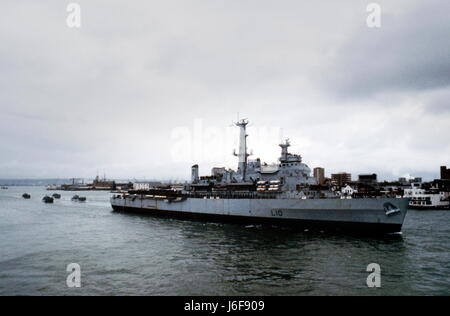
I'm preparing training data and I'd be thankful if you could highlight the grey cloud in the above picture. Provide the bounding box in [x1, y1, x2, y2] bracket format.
[320, 0, 450, 99]
[423, 89, 450, 114]
[0, 0, 449, 180]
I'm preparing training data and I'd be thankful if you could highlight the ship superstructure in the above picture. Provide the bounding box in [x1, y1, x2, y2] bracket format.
[188, 120, 316, 197]
[111, 120, 409, 234]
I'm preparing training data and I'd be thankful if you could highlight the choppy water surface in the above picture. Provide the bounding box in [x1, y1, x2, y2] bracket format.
[0, 187, 448, 296]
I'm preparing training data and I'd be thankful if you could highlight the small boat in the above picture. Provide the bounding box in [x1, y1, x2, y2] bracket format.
[52, 193, 62, 199]
[72, 195, 86, 202]
[42, 196, 54, 204]
[0, 186, 8, 190]
[22, 193, 31, 199]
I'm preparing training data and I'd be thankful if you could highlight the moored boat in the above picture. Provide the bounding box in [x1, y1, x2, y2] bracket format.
[404, 184, 450, 210]
[72, 195, 86, 202]
[42, 196, 54, 204]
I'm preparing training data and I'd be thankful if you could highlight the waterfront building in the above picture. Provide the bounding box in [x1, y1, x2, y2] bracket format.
[441, 166, 450, 180]
[331, 173, 352, 187]
[358, 174, 377, 185]
[313, 167, 325, 185]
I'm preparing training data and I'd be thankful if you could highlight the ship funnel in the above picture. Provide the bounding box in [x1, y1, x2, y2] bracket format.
[191, 165, 199, 183]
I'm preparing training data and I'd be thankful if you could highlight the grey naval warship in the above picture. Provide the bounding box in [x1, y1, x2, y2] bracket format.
[111, 120, 409, 234]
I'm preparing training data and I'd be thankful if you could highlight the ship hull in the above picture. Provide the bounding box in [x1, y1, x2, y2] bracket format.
[111, 196, 409, 234]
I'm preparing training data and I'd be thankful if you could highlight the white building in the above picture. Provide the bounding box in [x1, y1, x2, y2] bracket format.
[342, 185, 357, 196]
[133, 182, 151, 191]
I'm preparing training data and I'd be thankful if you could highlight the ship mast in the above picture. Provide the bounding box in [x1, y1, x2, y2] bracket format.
[279, 138, 290, 162]
[234, 119, 249, 182]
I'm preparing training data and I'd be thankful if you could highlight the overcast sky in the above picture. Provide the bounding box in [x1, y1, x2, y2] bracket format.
[0, 0, 449, 181]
